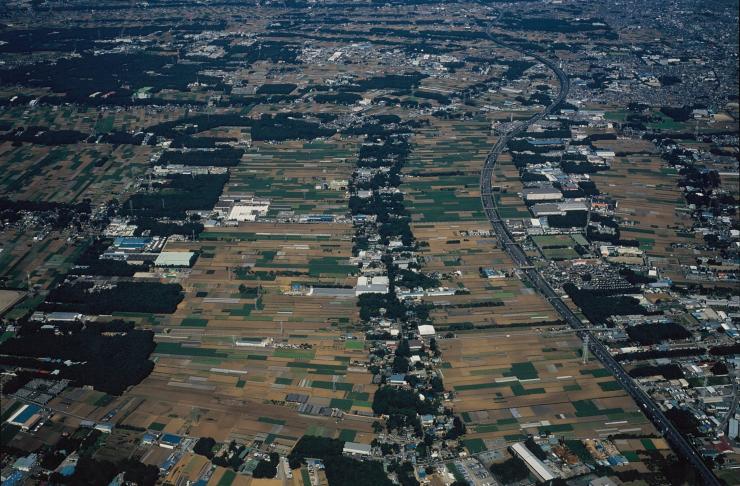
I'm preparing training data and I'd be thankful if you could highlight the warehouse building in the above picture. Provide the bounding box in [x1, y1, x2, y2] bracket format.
[154, 251, 196, 267]
[6, 404, 43, 431]
[522, 186, 562, 202]
[418, 324, 436, 337]
[343, 442, 372, 456]
[510, 442, 557, 482]
[531, 203, 565, 217]
[355, 275, 389, 295]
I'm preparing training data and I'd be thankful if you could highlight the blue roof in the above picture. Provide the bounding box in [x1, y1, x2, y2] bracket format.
[2, 470, 25, 485]
[113, 237, 151, 249]
[160, 433, 182, 445]
[12, 404, 41, 423]
[528, 138, 563, 146]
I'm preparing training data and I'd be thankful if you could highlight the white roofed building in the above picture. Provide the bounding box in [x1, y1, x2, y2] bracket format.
[154, 251, 196, 267]
[343, 442, 372, 456]
[418, 324, 436, 336]
[355, 276, 389, 295]
[510, 442, 557, 482]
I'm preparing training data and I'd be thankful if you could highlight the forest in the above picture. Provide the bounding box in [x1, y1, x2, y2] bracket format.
[250, 113, 335, 141]
[126, 173, 228, 219]
[0, 323, 156, 395]
[627, 323, 691, 345]
[287, 436, 392, 486]
[158, 148, 244, 167]
[564, 283, 648, 324]
[40, 281, 184, 315]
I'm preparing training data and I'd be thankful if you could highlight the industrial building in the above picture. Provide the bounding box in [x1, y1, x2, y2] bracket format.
[509, 442, 557, 482]
[355, 275, 390, 295]
[159, 434, 182, 449]
[154, 251, 196, 267]
[342, 442, 372, 456]
[235, 337, 272, 347]
[418, 324, 436, 337]
[214, 193, 270, 222]
[522, 186, 563, 202]
[5, 404, 43, 431]
[530, 203, 565, 217]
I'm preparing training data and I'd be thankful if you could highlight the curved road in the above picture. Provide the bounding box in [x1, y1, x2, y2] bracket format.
[478, 35, 720, 486]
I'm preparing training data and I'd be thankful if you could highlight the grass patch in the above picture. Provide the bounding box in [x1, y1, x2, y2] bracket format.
[598, 380, 622, 392]
[329, 398, 354, 411]
[540, 423, 573, 433]
[216, 469, 236, 486]
[338, 429, 357, 442]
[259, 417, 286, 425]
[463, 438, 487, 453]
[312, 381, 353, 392]
[274, 348, 316, 360]
[580, 368, 612, 378]
[181, 317, 208, 327]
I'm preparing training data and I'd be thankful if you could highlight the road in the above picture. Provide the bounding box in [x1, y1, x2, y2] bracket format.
[477, 34, 720, 486]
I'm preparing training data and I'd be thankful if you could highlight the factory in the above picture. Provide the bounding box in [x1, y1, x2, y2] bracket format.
[342, 442, 372, 456]
[355, 275, 390, 295]
[5, 404, 43, 431]
[522, 185, 563, 202]
[214, 193, 270, 222]
[154, 251, 197, 267]
[509, 442, 557, 482]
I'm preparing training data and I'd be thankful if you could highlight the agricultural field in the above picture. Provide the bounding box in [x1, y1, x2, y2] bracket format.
[1, 1, 736, 484]
[230, 139, 356, 217]
[113, 221, 375, 448]
[407, 116, 559, 329]
[440, 328, 666, 470]
[590, 145, 719, 283]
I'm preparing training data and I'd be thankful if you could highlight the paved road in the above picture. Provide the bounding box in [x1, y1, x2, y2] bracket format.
[478, 34, 720, 486]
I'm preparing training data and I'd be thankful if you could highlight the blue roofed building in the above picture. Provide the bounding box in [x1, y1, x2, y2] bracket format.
[159, 433, 182, 449]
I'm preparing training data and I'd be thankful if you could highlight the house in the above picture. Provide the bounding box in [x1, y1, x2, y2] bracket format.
[389, 374, 407, 386]
[408, 339, 423, 351]
[94, 423, 113, 434]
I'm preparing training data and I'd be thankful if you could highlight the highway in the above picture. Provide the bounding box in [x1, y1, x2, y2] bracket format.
[477, 35, 720, 486]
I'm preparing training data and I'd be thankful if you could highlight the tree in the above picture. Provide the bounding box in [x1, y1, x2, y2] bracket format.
[253, 453, 279, 478]
[490, 456, 530, 484]
[710, 361, 728, 375]
[446, 416, 466, 440]
[193, 437, 216, 458]
[430, 376, 444, 393]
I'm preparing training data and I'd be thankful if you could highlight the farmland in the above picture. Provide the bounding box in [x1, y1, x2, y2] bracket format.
[0, 0, 736, 485]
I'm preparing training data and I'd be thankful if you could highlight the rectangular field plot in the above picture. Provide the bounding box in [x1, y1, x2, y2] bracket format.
[440, 329, 655, 447]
